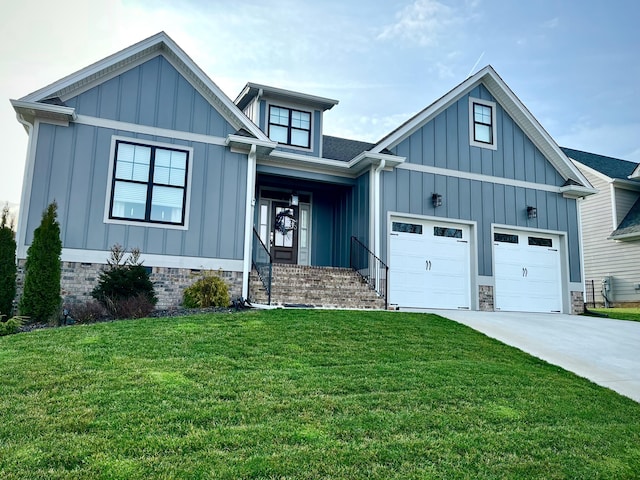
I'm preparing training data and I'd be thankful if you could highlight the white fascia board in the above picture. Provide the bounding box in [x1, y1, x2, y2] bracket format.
[18, 32, 268, 142]
[608, 231, 640, 241]
[480, 70, 592, 187]
[226, 135, 277, 156]
[611, 178, 640, 191]
[629, 163, 640, 179]
[263, 150, 405, 177]
[373, 65, 591, 188]
[348, 151, 405, 174]
[244, 82, 339, 111]
[11, 99, 76, 123]
[560, 184, 598, 199]
[571, 160, 614, 184]
[20, 32, 169, 102]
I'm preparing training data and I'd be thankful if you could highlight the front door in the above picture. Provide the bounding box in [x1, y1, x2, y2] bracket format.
[271, 201, 298, 264]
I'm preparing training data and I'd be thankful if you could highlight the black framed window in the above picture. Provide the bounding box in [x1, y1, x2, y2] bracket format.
[110, 140, 188, 225]
[494, 233, 519, 244]
[434, 227, 462, 238]
[528, 236, 553, 247]
[473, 102, 493, 144]
[268, 106, 311, 148]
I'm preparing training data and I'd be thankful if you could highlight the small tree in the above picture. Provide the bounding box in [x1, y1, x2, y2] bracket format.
[92, 244, 157, 318]
[0, 205, 17, 317]
[20, 201, 62, 323]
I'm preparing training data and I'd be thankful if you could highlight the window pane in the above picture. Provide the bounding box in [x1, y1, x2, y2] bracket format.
[270, 107, 289, 126]
[494, 233, 519, 244]
[270, 125, 288, 143]
[117, 143, 135, 162]
[112, 181, 147, 220]
[170, 151, 187, 170]
[155, 149, 171, 167]
[475, 124, 491, 143]
[133, 145, 151, 165]
[392, 222, 423, 234]
[434, 227, 462, 238]
[132, 163, 149, 181]
[291, 111, 310, 129]
[115, 161, 133, 180]
[154, 166, 170, 184]
[150, 186, 184, 223]
[474, 104, 491, 123]
[291, 129, 309, 147]
[528, 236, 553, 247]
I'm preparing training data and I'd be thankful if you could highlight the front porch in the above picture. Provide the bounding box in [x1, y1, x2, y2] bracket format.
[249, 173, 387, 308]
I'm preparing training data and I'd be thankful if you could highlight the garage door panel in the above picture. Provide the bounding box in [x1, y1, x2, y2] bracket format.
[390, 220, 471, 310]
[494, 230, 562, 313]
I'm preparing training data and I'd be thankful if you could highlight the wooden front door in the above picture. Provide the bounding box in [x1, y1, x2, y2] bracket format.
[271, 202, 298, 264]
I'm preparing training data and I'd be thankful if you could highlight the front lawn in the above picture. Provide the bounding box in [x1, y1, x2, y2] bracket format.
[1, 309, 639, 479]
[590, 307, 640, 322]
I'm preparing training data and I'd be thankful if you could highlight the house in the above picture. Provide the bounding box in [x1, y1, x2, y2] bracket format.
[563, 147, 640, 306]
[11, 32, 596, 314]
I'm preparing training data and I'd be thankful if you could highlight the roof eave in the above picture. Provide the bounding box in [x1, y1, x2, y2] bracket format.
[607, 231, 640, 241]
[559, 184, 597, 199]
[11, 99, 77, 125]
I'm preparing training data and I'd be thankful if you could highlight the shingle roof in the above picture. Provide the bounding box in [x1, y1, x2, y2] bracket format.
[611, 196, 640, 239]
[561, 147, 638, 181]
[322, 135, 377, 162]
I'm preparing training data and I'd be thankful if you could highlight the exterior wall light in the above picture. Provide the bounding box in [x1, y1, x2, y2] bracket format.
[527, 206, 537, 219]
[290, 193, 299, 206]
[432, 193, 442, 208]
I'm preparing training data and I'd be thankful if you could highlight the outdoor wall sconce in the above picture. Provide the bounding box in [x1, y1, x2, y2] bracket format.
[527, 206, 537, 219]
[290, 193, 299, 207]
[432, 193, 442, 208]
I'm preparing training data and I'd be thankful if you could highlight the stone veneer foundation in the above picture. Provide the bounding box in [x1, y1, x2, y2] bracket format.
[571, 291, 584, 315]
[479, 285, 494, 311]
[16, 260, 243, 310]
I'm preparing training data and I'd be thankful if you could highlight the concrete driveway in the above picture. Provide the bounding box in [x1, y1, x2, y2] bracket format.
[425, 309, 640, 403]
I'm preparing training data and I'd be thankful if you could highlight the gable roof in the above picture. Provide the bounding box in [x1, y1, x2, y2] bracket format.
[561, 147, 639, 181]
[371, 65, 592, 190]
[12, 32, 268, 141]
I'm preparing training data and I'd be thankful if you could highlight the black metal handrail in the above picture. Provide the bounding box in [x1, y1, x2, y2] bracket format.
[252, 228, 272, 305]
[350, 236, 389, 309]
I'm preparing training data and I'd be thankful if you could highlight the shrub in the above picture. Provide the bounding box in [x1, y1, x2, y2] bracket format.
[104, 294, 156, 319]
[183, 273, 230, 308]
[92, 245, 157, 319]
[0, 316, 25, 336]
[19, 202, 62, 323]
[68, 300, 108, 324]
[0, 205, 16, 317]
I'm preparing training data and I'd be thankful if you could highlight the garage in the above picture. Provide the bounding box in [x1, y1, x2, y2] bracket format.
[493, 229, 562, 313]
[390, 218, 471, 310]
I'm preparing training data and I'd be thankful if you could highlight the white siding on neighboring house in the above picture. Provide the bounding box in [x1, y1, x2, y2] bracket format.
[614, 187, 638, 226]
[580, 169, 640, 304]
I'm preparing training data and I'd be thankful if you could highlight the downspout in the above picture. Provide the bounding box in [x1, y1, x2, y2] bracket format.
[15, 113, 34, 260]
[373, 159, 386, 260]
[373, 159, 385, 295]
[242, 144, 257, 300]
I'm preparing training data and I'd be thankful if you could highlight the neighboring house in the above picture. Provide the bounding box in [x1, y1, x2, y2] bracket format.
[563, 147, 640, 306]
[11, 32, 596, 314]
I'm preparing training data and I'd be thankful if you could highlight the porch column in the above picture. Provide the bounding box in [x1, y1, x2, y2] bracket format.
[242, 144, 257, 299]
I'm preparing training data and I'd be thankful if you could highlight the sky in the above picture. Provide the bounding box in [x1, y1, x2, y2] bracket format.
[1, 0, 638, 205]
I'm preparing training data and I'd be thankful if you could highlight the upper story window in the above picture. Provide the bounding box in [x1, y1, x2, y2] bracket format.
[108, 140, 189, 226]
[469, 97, 497, 150]
[268, 105, 311, 148]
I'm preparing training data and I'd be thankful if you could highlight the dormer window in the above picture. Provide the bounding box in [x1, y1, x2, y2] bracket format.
[469, 97, 497, 150]
[268, 106, 311, 148]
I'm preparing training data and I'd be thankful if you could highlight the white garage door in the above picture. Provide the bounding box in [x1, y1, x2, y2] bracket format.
[390, 219, 471, 310]
[494, 230, 562, 313]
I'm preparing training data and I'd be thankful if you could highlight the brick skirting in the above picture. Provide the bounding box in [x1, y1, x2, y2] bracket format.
[16, 260, 243, 310]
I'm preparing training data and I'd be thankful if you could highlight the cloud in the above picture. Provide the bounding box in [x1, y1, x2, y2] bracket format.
[377, 0, 465, 47]
[542, 17, 560, 29]
[555, 121, 640, 163]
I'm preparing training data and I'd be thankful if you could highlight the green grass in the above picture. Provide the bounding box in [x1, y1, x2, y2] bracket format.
[1, 309, 639, 479]
[590, 307, 640, 322]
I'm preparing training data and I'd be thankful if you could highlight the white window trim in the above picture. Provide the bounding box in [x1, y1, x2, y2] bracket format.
[469, 97, 498, 150]
[103, 135, 194, 230]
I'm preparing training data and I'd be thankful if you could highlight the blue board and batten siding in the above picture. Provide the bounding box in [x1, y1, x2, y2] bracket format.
[25, 56, 248, 261]
[381, 84, 582, 282]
